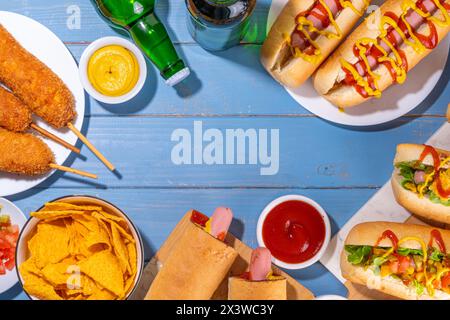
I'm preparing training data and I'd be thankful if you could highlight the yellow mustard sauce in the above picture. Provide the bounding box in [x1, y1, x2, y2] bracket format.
[88, 45, 139, 97]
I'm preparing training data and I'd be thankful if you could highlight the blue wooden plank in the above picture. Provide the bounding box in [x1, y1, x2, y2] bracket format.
[3, 116, 444, 192]
[3, 187, 377, 299]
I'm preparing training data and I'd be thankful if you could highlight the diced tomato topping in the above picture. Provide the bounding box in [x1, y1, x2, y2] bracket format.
[190, 210, 209, 227]
[0, 261, 5, 275]
[442, 275, 450, 289]
[0, 218, 18, 275]
[398, 256, 410, 274]
[390, 260, 399, 273]
[4, 257, 14, 271]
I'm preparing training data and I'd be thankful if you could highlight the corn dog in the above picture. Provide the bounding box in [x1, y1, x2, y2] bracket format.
[0, 25, 75, 128]
[0, 128, 53, 175]
[0, 86, 32, 132]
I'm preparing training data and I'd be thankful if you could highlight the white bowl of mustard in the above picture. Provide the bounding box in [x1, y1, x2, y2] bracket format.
[79, 36, 147, 104]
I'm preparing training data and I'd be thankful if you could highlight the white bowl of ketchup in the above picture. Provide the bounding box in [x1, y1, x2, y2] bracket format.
[257, 194, 331, 270]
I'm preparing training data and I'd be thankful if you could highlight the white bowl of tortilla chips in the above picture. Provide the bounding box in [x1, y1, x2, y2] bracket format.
[16, 195, 144, 300]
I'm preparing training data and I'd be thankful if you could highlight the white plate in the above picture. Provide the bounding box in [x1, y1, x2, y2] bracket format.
[0, 11, 85, 196]
[0, 198, 26, 295]
[268, 0, 450, 126]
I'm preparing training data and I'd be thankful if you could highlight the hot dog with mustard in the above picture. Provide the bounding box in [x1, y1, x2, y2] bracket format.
[342, 222, 450, 299]
[391, 144, 450, 223]
[314, 0, 450, 107]
[261, 0, 371, 87]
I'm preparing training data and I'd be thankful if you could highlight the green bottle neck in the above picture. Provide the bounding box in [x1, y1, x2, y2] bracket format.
[129, 13, 186, 80]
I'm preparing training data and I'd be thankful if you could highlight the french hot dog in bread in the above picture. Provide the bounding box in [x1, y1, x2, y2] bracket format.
[341, 222, 450, 299]
[391, 144, 450, 223]
[145, 208, 238, 300]
[261, 0, 371, 87]
[228, 247, 287, 300]
[314, 0, 450, 108]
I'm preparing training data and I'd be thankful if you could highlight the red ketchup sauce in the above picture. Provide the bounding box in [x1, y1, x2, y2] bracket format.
[190, 210, 209, 227]
[429, 229, 446, 253]
[419, 145, 450, 198]
[374, 230, 399, 249]
[262, 200, 326, 264]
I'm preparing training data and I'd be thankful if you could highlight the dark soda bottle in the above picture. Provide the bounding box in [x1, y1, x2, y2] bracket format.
[186, 0, 256, 51]
[93, 0, 190, 86]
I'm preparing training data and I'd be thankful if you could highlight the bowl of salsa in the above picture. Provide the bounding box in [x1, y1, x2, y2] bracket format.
[257, 195, 331, 269]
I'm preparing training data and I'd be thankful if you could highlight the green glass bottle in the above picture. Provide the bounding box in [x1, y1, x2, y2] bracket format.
[92, 0, 190, 86]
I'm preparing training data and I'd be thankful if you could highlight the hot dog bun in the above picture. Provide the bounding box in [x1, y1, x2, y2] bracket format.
[341, 222, 450, 300]
[261, 0, 370, 88]
[391, 144, 450, 223]
[313, 0, 450, 108]
[447, 103, 450, 122]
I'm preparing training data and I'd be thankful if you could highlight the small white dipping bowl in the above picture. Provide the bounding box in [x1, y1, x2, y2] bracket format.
[79, 36, 147, 104]
[257, 194, 331, 270]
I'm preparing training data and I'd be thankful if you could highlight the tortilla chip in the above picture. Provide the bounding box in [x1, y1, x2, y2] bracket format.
[73, 214, 101, 232]
[20, 262, 62, 300]
[126, 242, 137, 277]
[92, 212, 134, 243]
[40, 258, 79, 288]
[42, 202, 102, 212]
[30, 210, 86, 220]
[84, 223, 111, 252]
[124, 275, 135, 297]
[78, 250, 124, 297]
[109, 223, 130, 274]
[28, 222, 70, 269]
[87, 287, 117, 300]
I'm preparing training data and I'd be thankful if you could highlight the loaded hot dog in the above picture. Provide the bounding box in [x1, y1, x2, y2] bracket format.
[391, 144, 450, 223]
[261, 0, 371, 87]
[228, 247, 287, 300]
[145, 208, 238, 300]
[342, 222, 450, 299]
[314, 0, 450, 107]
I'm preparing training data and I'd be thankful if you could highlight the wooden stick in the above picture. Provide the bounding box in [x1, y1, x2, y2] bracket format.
[67, 123, 115, 171]
[447, 103, 450, 122]
[30, 123, 80, 154]
[49, 163, 98, 179]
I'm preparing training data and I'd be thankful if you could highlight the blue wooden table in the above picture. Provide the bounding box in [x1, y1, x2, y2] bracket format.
[1, 0, 449, 300]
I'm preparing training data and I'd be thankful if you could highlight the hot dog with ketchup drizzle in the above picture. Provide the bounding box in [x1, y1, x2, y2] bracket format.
[342, 222, 450, 299]
[261, 0, 371, 88]
[391, 144, 450, 224]
[314, 0, 450, 107]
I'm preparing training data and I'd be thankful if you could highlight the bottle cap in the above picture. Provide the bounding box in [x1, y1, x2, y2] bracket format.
[165, 67, 191, 86]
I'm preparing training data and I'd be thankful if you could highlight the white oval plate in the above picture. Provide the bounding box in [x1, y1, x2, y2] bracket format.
[0, 11, 85, 196]
[267, 0, 450, 126]
[0, 198, 26, 295]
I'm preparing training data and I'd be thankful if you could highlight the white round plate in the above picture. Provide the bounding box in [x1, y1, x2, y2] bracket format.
[0, 11, 85, 196]
[0, 198, 26, 294]
[268, 0, 450, 126]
